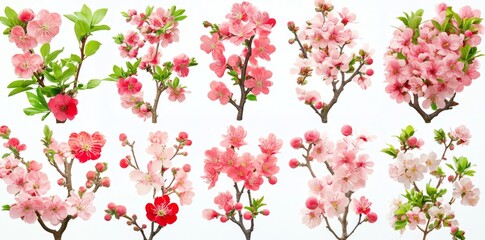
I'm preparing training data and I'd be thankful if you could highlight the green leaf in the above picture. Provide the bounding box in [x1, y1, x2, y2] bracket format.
[70, 54, 82, 63]
[381, 144, 398, 158]
[4, 7, 18, 20]
[85, 40, 101, 57]
[7, 80, 35, 89]
[426, 183, 437, 197]
[173, 77, 180, 88]
[58, 68, 76, 82]
[40, 43, 51, 58]
[404, 125, 414, 137]
[64, 14, 78, 23]
[90, 24, 110, 32]
[8, 87, 33, 97]
[23, 107, 48, 116]
[26, 92, 43, 109]
[74, 20, 90, 41]
[91, 8, 107, 25]
[0, 16, 12, 27]
[431, 20, 441, 31]
[36, 87, 48, 108]
[433, 129, 446, 143]
[41, 112, 50, 121]
[86, 79, 102, 89]
[80, 5, 93, 20]
[45, 48, 64, 64]
[175, 15, 187, 22]
[43, 125, 53, 144]
[247, 94, 257, 101]
[145, 6, 154, 17]
[2, 204, 10, 211]
[394, 220, 407, 230]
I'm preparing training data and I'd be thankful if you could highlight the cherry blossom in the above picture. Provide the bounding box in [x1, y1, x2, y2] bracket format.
[47, 94, 79, 122]
[26, 9, 61, 44]
[11, 51, 42, 78]
[68, 131, 106, 163]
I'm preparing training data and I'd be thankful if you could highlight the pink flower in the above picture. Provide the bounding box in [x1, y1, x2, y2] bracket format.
[406, 207, 426, 230]
[324, 192, 349, 218]
[120, 92, 143, 108]
[243, 171, 263, 191]
[450, 125, 471, 145]
[129, 160, 164, 195]
[9, 26, 38, 51]
[304, 130, 320, 144]
[209, 54, 227, 78]
[68, 131, 106, 163]
[296, 88, 321, 105]
[352, 196, 372, 215]
[11, 51, 43, 78]
[140, 46, 161, 69]
[453, 177, 480, 206]
[200, 33, 225, 58]
[166, 86, 187, 102]
[179, 191, 195, 206]
[0, 154, 20, 178]
[254, 154, 279, 177]
[148, 131, 168, 145]
[230, 23, 256, 45]
[18, 9, 35, 22]
[66, 191, 96, 220]
[173, 54, 190, 77]
[339, 7, 356, 25]
[202, 209, 219, 220]
[302, 208, 322, 228]
[41, 195, 68, 226]
[245, 67, 273, 95]
[252, 37, 275, 61]
[9, 194, 43, 224]
[48, 94, 78, 122]
[214, 191, 234, 211]
[208, 81, 232, 105]
[24, 171, 50, 196]
[26, 9, 61, 44]
[221, 125, 247, 149]
[117, 76, 142, 95]
[258, 133, 283, 155]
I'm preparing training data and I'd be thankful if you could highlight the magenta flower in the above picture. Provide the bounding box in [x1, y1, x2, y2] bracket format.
[26, 9, 61, 44]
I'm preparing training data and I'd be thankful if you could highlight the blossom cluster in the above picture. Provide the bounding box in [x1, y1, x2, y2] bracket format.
[0, 125, 108, 239]
[202, 126, 282, 239]
[288, 0, 374, 123]
[201, 1, 276, 120]
[289, 125, 377, 239]
[111, 6, 197, 123]
[104, 131, 193, 239]
[384, 3, 484, 122]
[1, 6, 110, 122]
[383, 125, 479, 240]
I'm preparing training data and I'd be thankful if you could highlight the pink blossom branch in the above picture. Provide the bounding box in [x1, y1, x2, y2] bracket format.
[323, 216, 340, 239]
[230, 183, 253, 240]
[408, 93, 457, 123]
[301, 144, 317, 178]
[122, 214, 149, 240]
[347, 214, 365, 239]
[235, 35, 255, 121]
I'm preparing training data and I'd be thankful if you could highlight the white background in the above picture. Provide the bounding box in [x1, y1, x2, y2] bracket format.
[0, 0, 484, 239]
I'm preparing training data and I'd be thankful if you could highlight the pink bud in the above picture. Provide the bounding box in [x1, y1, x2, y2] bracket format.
[95, 162, 107, 172]
[107, 202, 117, 211]
[185, 139, 192, 146]
[451, 226, 458, 234]
[86, 170, 97, 180]
[268, 176, 277, 185]
[101, 177, 111, 187]
[287, 21, 296, 31]
[234, 203, 243, 211]
[304, 130, 320, 144]
[289, 158, 299, 169]
[341, 125, 353, 136]
[448, 175, 455, 182]
[120, 158, 129, 169]
[449, 144, 455, 150]
[115, 205, 127, 216]
[224, 204, 233, 213]
[119, 133, 127, 141]
[407, 136, 417, 147]
[142, 224, 147, 229]
[57, 178, 65, 186]
[104, 214, 112, 221]
[27, 160, 42, 172]
[178, 132, 189, 140]
[314, 101, 323, 109]
[85, 180, 94, 188]
[182, 164, 191, 172]
[365, 58, 373, 65]
[365, 69, 374, 76]
[290, 137, 303, 149]
[261, 209, 270, 216]
[78, 186, 87, 194]
[305, 197, 319, 210]
[366, 212, 378, 223]
[18, 9, 35, 22]
[0, 125, 10, 136]
[243, 212, 253, 220]
[465, 30, 473, 38]
[140, 104, 149, 113]
[220, 215, 228, 223]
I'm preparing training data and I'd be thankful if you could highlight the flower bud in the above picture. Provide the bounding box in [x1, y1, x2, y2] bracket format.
[119, 133, 127, 142]
[0, 125, 10, 138]
[268, 176, 277, 185]
[202, 21, 212, 28]
[182, 164, 191, 172]
[305, 197, 319, 210]
[341, 125, 353, 136]
[287, 21, 296, 31]
[18, 9, 35, 22]
[104, 214, 112, 221]
[289, 158, 299, 169]
[107, 202, 116, 210]
[57, 178, 65, 186]
[101, 177, 111, 187]
[234, 203, 243, 211]
[115, 205, 127, 217]
[95, 162, 107, 172]
[85, 180, 94, 188]
[261, 209, 270, 216]
[314, 101, 323, 110]
[447, 175, 454, 182]
[185, 139, 192, 146]
[290, 137, 303, 149]
[178, 132, 189, 140]
[120, 158, 129, 169]
[365, 58, 373, 65]
[365, 69, 374, 76]
[243, 212, 253, 220]
[220, 215, 228, 223]
[86, 170, 97, 180]
[288, 38, 295, 44]
[366, 212, 378, 223]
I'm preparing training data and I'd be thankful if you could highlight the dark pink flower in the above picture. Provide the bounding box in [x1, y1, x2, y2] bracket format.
[48, 94, 78, 122]
[68, 131, 106, 163]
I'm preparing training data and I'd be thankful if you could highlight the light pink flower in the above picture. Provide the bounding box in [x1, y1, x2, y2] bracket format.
[9, 26, 38, 51]
[245, 67, 272, 95]
[129, 160, 164, 195]
[230, 23, 256, 45]
[47, 140, 72, 165]
[202, 209, 219, 220]
[166, 86, 187, 102]
[25, 171, 50, 196]
[9, 193, 43, 224]
[173, 54, 190, 77]
[252, 37, 275, 61]
[453, 177, 480, 206]
[11, 51, 43, 78]
[179, 191, 194, 206]
[66, 191, 95, 220]
[324, 192, 349, 218]
[208, 81, 231, 105]
[4, 167, 27, 194]
[302, 208, 322, 228]
[0, 154, 20, 178]
[406, 207, 426, 230]
[296, 88, 321, 105]
[209, 54, 227, 78]
[41, 195, 68, 226]
[258, 133, 282, 155]
[221, 125, 247, 149]
[26, 9, 61, 44]
[450, 125, 471, 145]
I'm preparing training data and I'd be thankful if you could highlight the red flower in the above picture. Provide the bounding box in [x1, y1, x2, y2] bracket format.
[48, 94, 78, 122]
[145, 195, 179, 227]
[68, 132, 106, 163]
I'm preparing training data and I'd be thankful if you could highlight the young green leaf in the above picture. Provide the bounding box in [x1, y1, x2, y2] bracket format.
[40, 43, 51, 58]
[8, 87, 33, 97]
[86, 79, 102, 89]
[247, 94, 257, 101]
[91, 8, 107, 25]
[85, 40, 101, 56]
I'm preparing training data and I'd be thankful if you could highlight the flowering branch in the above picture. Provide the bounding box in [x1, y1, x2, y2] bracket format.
[0, 125, 109, 240]
[384, 3, 483, 123]
[202, 126, 282, 240]
[289, 125, 378, 239]
[201, 2, 276, 121]
[108, 6, 197, 123]
[382, 125, 479, 240]
[104, 131, 194, 240]
[288, 0, 374, 123]
[1, 5, 110, 123]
